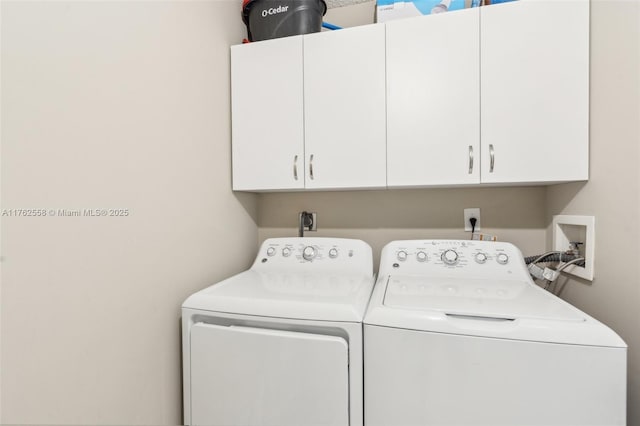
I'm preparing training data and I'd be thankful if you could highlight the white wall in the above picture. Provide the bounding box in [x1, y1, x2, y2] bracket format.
[1, 1, 256, 424]
[546, 0, 640, 423]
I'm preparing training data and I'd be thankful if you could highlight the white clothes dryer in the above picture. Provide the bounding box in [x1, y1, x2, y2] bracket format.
[364, 239, 626, 426]
[182, 237, 374, 426]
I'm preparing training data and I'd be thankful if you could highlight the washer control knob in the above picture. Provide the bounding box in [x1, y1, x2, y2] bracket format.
[266, 247, 276, 257]
[282, 247, 292, 257]
[416, 251, 428, 262]
[441, 249, 459, 265]
[328, 248, 338, 259]
[496, 253, 509, 265]
[475, 252, 488, 264]
[302, 246, 317, 261]
[397, 251, 408, 262]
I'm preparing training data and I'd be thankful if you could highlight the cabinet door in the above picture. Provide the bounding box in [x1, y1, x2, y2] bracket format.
[303, 24, 387, 190]
[231, 36, 304, 191]
[480, 0, 589, 184]
[387, 9, 480, 187]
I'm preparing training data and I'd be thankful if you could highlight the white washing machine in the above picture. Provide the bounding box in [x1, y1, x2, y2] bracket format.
[182, 237, 374, 426]
[364, 239, 627, 426]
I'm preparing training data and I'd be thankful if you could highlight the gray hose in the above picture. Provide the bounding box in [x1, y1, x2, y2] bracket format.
[524, 252, 585, 267]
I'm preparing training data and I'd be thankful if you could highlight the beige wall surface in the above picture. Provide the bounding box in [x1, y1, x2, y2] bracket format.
[258, 187, 549, 268]
[324, 0, 376, 27]
[1, 1, 256, 424]
[546, 1, 640, 423]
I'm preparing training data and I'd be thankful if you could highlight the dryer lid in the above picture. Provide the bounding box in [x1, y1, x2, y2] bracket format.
[183, 270, 374, 322]
[383, 275, 584, 322]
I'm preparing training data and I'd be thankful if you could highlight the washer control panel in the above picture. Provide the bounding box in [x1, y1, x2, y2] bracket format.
[381, 240, 528, 280]
[254, 238, 373, 275]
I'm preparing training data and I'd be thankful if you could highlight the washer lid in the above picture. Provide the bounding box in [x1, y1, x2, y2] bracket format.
[383, 275, 584, 322]
[183, 270, 374, 322]
[366, 274, 626, 347]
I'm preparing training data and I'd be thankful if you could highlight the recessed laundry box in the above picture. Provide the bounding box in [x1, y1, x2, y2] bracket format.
[242, 0, 327, 42]
[182, 237, 374, 426]
[364, 239, 627, 426]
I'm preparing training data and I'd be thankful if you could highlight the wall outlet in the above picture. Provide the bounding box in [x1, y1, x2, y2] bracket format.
[464, 208, 481, 232]
[552, 215, 595, 281]
[299, 212, 317, 231]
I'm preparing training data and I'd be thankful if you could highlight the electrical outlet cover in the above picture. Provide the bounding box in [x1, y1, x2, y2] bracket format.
[464, 208, 481, 232]
[298, 212, 317, 231]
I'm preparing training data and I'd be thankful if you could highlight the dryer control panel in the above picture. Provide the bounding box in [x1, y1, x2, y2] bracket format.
[253, 237, 373, 276]
[379, 240, 529, 281]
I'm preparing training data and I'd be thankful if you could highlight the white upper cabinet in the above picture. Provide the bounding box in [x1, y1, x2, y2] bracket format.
[232, 25, 386, 191]
[230, 0, 589, 191]
[231, 36, 304, 191]
[387, 8, 480, 187]
[480, 0, 589, 184]
[304, 24, 387, 190]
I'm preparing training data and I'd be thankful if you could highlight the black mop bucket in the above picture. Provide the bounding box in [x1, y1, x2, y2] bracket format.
[242, 0, 327, 42]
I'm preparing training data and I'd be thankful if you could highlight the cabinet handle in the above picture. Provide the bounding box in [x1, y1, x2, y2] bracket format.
[489, 144, 495, 173]
[468, 145, 474, 174]
[293, 155, 299, 180]
[309, 154, 314, 180]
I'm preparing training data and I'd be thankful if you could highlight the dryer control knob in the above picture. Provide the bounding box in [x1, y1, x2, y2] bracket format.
[475, 252, 488, 264]
[328, 248, 338, 259]
[282, 247, 292, 257]
[416, 251, 428, 262]
[397, 251, 408, 262]
[266, 247, 276, 257]
[441, 249, 459, 265]
[302, 246, 317, 261]
[496, 253, 509, 265]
